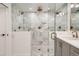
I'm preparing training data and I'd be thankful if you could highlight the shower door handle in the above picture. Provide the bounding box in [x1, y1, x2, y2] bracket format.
[51, 32, 56, 40]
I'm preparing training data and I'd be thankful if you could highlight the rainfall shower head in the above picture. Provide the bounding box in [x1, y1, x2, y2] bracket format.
[37, 6, 43, 12]
[21, 12, 24, 15]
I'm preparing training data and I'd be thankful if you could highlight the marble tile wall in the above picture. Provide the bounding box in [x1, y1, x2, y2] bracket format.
[31, 31, 54, 56]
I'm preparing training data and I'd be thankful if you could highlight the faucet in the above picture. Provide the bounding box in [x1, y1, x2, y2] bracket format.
[76, 31, 78, 38]
[72, 31, 78, 38]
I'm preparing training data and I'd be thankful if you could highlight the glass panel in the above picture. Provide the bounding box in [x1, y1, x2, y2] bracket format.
[23, 13, 31, 31]
[56, 3, 68, 31]
[12, 5, 24, 31]
[48, 12, 54, 31]
[70, 3, 79, 31]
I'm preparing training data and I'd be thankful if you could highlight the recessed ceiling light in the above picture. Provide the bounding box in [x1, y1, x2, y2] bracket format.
[71, 4, 74, 8]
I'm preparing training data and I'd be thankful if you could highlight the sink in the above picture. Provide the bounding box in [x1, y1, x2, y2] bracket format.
[57, 31, 79, 40]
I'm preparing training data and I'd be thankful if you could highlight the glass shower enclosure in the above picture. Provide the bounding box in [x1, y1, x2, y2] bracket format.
[12, 3, 56, 56]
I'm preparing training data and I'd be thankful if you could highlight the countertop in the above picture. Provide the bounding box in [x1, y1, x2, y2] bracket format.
[56, 31, 79, 49]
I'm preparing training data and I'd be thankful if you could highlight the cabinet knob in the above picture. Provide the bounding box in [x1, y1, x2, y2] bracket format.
[51, 32, 56, 40]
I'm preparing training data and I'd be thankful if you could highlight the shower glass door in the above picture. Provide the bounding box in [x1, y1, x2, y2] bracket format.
[30, 10, 55, 56]
[30, 12, 49, 56]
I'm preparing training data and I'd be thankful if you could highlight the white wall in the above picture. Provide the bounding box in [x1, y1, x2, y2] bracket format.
[5, 3, 12, 56]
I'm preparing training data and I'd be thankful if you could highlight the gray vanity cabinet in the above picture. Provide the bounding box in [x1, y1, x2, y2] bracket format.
[55, 38, 79, 56]
[55, 38, 62, 56]
[62, 41, 70, 56]
[55, 38, 70, 56]
[70, 46, 79, 56]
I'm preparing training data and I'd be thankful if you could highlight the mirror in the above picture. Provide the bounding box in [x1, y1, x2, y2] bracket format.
[56, 3, 68, 31]
[70, 3, 79, 31]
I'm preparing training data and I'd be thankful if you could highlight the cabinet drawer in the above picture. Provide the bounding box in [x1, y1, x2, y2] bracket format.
[70, 46, 79, 56]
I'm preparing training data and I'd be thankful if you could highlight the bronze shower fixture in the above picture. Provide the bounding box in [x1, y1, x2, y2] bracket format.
[37, 6, 43, 12]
